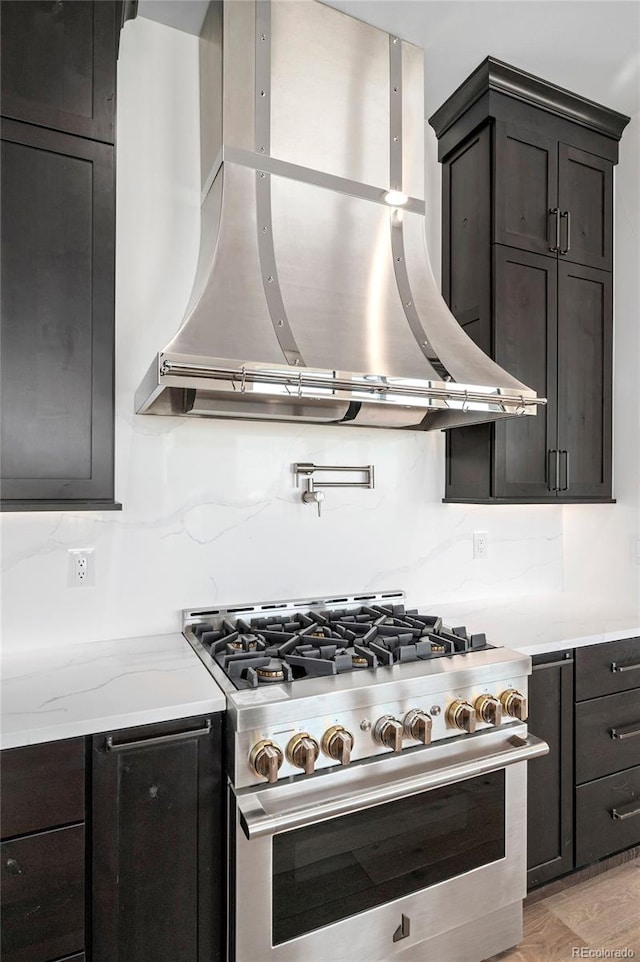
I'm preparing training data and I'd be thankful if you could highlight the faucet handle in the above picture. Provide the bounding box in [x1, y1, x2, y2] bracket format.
[302, 489, 325, 517]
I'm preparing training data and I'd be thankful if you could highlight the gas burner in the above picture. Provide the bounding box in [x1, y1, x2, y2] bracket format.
[192, 601, 491, 690]
[255, 661, 287, 682]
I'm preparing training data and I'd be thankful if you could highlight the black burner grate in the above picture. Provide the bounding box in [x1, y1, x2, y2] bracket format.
[193, 604, 489, 689]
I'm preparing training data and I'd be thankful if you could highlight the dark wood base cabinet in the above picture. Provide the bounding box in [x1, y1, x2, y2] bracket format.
[0, 714, 224, 962]
[0, 738, 86, 962]
[526, 651, 574, 888]
[574, 637, 640, 869]
[91, 714, 224, 962]
[429, 58, 629, 504]
[527, 636, 640, 891]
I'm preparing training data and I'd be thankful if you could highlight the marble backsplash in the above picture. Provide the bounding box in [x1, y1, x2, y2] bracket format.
[1, 18, 637, 653]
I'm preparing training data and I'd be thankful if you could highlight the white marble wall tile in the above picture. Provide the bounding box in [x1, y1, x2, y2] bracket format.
[1, 18, 636, 655]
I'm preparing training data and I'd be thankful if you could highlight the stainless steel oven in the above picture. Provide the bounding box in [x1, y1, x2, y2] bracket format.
[231, 725, 545, 962]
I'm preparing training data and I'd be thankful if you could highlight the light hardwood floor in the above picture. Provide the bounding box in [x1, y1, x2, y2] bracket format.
[487, 857, 640, 961]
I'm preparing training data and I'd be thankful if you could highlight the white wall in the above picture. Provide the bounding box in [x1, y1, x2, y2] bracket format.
[1, 15, 637, 653]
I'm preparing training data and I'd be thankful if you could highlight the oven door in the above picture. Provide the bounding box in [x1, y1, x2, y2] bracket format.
[230, 725, 547, 962]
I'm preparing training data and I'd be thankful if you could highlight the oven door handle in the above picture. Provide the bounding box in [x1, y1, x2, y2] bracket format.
[237, 732, 548, 840]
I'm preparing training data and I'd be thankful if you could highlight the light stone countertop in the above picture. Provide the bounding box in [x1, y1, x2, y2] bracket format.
[2, 593, 638, 751]
[0, 633, 226, 751]
[430, 593, 640, 656]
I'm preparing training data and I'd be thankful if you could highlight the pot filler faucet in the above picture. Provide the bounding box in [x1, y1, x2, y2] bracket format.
[293, 463, 375, 516]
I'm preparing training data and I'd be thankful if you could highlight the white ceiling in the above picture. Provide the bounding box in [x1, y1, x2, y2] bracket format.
[138, 0, 640, 119]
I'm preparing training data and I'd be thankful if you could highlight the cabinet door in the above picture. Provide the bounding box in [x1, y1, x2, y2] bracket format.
[557, 262, 612, 499]
[91, 715, 224, 962]
[0, 120, 115, 506]
[527, 652, 574, 889]
[494, 122, 558, 257]
[558, 145, 613, 271]
[0, 0, 117, 143]
[576, 765, 640, 867]
[493, 246, 558, 499]
[1, 738, 85, 839]
[1, 825, 85, 962]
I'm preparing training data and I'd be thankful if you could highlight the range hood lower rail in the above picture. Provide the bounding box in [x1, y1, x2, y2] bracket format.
[159, 357, 546, 416]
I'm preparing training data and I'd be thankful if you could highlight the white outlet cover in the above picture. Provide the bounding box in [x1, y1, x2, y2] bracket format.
[473, 532, 489, 560]
[67, 548, 95, 587]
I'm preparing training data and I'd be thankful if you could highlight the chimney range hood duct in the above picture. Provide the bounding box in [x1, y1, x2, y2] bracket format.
[135, 0, 545, 430]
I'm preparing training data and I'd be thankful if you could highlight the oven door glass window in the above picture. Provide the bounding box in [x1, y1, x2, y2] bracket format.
[272, 769, 505, 945]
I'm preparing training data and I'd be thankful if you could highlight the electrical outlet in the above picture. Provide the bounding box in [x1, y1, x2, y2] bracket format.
[67, 549, 95, 587]
[473, 532, 488, 560]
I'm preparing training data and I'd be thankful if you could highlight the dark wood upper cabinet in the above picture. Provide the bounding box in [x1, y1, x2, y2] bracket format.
[558, 145, 613, 271]
[494, 122, 558, 256]
[0, 0, 120, 510]
[1, 120, 115, 504]
[430, 57, 629, 504]
[1, 0, 118, 143]
[557, 262, 612, 498]
[493, 246, 558, 499]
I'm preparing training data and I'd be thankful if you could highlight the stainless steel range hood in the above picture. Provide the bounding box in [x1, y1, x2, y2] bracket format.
[135, 0, 545, 429]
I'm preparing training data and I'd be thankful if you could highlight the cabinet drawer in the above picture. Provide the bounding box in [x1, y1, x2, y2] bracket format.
[576, 689, 640, 784]
[575, 637, 640, 701]
[0, 824, 85, 962]
[1, 738, 85, 839]
[575, 765, 640, 867]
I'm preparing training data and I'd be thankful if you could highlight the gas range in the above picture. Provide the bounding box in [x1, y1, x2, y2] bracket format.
[184, 590, 531, 790]
[185, 590, 546, 962]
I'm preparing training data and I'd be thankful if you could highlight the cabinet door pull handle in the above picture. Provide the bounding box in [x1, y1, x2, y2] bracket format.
[610, 723, 640, 740]
[611, 661, 640, 673]
[5, 858, 22, 876]
[611, 800, 640, 821]
[547, 449, 559, 492]
[560, 210, 571, 254]
[105, 719, 212, 753]
[560, 450, 570, 491]
[549, 208, 560, 252]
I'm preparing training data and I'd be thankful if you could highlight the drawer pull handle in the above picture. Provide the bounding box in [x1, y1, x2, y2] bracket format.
[611, 800, 640, 821]
[611, 661, 640, 673]
[105, 719, 212, 753]
[610, 724, 640, 741]
[5, 858, 22, 876]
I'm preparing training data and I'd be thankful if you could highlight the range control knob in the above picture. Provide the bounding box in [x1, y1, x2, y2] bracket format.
[404, 709, 433, 745]
[447, 700, 477, 733]
[500, 689, 528, 721]
[322, 725, 354, 765]
[475, 694, 503, 726]
[286, 733, 320, 774]
[249, 740, 284, 783]
[373, 716, 404, 752]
